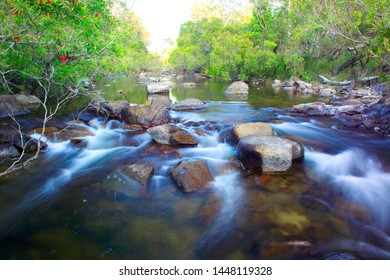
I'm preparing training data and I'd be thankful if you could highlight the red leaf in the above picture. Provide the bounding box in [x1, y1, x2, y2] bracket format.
[60, 56, 68, 63]
[94, 13, 100, 17]
[13, 37, 21, 43]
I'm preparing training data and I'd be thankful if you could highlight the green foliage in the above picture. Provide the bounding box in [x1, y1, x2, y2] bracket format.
[0, 0, 115, 95]
[0, 0, 154, 97]
[169, 0, 389, 81]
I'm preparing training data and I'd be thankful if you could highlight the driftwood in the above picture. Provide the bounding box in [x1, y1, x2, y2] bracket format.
[316, 75, 380, 86]
[316, 75, 353, 86]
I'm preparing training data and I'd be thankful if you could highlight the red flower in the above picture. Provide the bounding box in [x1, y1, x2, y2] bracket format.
[45, 0, 52, 4]
[94, 13, 99, 17]
[10, 8, 20, 15]
[60, 56, 68, 63]
[13, 37, 21, 43]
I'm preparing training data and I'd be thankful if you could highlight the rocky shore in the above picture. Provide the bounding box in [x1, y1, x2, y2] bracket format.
[272, 77, 389, 136]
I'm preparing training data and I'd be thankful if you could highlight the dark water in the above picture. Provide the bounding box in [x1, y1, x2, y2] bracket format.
[1, 77, 390, 260]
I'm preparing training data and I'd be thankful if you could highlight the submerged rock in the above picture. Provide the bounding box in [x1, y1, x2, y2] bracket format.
[232, 122, 274, 143]
[171, 160, 213, 193]
[147, 124, 198, 146]
[171, 98, 206, 111]
[225, 81, 249, 100]
[122, 164, 154, 187]
[237, 135, 303, 174]
[326, 253, 357, 260]
[178, 82, 196, 87]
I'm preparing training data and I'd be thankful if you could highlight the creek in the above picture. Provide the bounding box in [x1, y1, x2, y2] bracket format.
[1, 77, 390, 259]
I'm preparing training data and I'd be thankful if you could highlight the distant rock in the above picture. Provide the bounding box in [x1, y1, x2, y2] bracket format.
[171, 98, 206, 111]
[147, 124, 198, 146]
[272, 80, 282, 87]
[319, 88, 337, 98]
[225, 81, 249, 100]
[146, 80, 176, 94]
[171, 160, 213, 193]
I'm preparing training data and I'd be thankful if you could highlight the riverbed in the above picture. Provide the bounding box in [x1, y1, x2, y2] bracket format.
[1, 77, 390, 259]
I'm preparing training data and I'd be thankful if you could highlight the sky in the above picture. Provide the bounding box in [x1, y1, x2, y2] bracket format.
[129, 0, 199, 53]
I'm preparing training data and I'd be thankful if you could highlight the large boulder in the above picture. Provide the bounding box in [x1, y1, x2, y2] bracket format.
[0, 127, 21, 143]
[232, 122, 274, 143]
[146, 80, 176, 94]
[147, 124, 198, 146]
[225, 81, 249, 100]
[0, 95, 30, 118]
[237, 135, 303, 174]
[0, 127, 43, 153]
[100, 101, 131, 121]
[14, 94, 41, 111]
[171, 160, 213, 193]
[292, 102, 327, 116]
[171, 98, 206, 111]
[127, 96, 171, 128]
[122, 164, 154, 187]
[0, 143, 20, 159]
[91, 96, 171, 128]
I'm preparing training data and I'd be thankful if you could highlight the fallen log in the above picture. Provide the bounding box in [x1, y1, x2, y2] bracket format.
[316, 75, 380, 86]
[316, 75, 353, 86]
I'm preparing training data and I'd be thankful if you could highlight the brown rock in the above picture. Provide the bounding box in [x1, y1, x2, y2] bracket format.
[122, 164, 154, 187]
[147, 124, 197, 146]
[172, 160, 213, 193]
[237, 135, 296, 174]
[232, 122, 274, 143]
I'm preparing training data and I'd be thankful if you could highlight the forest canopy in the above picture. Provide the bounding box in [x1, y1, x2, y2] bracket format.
[168, 0, 390, 81]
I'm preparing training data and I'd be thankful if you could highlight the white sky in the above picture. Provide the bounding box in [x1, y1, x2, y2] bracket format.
[129, 0, 199, 53]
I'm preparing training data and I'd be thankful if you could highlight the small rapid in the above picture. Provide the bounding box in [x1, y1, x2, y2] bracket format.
[305, 148, 390, 228]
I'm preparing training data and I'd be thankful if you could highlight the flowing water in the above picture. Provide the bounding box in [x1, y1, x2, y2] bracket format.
[1, 77, 390, 260]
